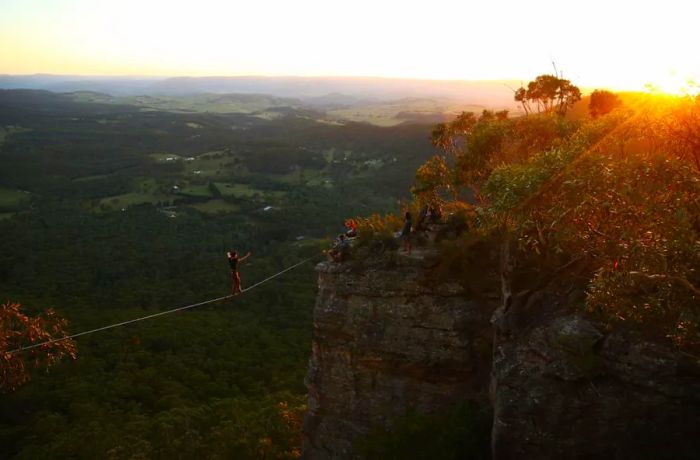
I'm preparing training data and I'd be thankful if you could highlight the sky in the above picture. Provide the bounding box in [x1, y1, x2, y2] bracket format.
[1, 0, 699, 91]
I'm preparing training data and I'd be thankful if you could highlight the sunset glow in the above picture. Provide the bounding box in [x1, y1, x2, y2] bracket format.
[1, 0, 699, 90]
[645, 72, 699, 96]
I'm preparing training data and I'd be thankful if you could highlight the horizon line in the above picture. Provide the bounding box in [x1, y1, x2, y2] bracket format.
[0, 73, 637, 93]
[0, 72, 529, 83]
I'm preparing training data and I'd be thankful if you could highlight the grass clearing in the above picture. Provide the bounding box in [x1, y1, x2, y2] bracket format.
[171, 181, 284, 200]
[73, 174, 111, 182]
[215, 182, 260, 197]
[275, 169, 326, 186]
[177, 184, 211, 197]
[134, 178, 160, 193]
[0, 188, 29, 210]
[189, 199, 240, 214]
[182, 153, 234, 176]
[327, 100, 487, 126]
[214, 182, 288, 199]
[98, 192, 170, 210]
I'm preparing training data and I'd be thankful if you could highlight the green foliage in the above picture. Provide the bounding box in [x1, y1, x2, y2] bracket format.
[514, 74, 582, 116]
[456, 114, 509, 186]
[483, 146, 577, 214]
[418, 88, 699, 351]
[416, 111, 579, 206]
[354, 213, 403, 253]
[207, 181, 222, 198]
[413, 155, 456, 203]
[559, 154, 700, 347]
[437, 201, 478, 238]
[6, 389, 306, 460]
[433, 230, 499, 294]
[431, 112, 477, 155]
[0, 270, 315, 458]
[483, 104, 700, 349]
[480, 109, 627, 219]
[355, 403, 491, 460]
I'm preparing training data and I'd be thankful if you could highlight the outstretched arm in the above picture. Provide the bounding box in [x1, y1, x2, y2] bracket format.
[239, 251, 252, 262]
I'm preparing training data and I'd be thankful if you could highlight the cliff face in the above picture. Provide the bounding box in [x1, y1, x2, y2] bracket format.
[491, 293, 700, 459]
[302, 253, 495, 458]
[304, 255, 700, 459]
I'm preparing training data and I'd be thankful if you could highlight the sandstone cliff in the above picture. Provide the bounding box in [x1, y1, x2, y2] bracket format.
[304, 253, 700, 459]
[303, 251, 495, 458]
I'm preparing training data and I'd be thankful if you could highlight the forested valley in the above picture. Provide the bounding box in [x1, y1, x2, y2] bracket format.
[0, 89, 434, 459]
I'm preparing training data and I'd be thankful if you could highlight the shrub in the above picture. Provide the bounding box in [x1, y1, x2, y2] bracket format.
[354, 213, 402, 253]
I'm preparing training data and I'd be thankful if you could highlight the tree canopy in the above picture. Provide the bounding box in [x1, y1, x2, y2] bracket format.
[414, 85, 700, 350]
[589, 89, 623, 118]
[514, 74, 582, 116]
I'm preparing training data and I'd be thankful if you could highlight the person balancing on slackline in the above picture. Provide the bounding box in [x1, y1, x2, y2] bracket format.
[227, 250, 252, 295]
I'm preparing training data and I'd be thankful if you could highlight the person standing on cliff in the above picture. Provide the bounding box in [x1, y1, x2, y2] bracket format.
[415, 204, 428, 232]
[400, 211, 412, 255]
[227, 250, 252, 295]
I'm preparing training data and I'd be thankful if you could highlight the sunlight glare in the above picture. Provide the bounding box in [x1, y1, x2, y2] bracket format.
[645, 71, 700, 96]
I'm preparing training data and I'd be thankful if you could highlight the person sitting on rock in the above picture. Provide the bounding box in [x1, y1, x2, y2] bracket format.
[328, 234, 351, 263]
[344, 218, 358, 238]
[415, 204, 429, 232]
[428, 203, 443, 223]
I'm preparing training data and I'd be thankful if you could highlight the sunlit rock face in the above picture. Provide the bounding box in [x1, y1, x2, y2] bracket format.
[490, 291, 700, 460]
[302, 254, 495, 459]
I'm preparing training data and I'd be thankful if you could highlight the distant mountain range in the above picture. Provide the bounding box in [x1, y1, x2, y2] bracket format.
[0, 74, 520, 108]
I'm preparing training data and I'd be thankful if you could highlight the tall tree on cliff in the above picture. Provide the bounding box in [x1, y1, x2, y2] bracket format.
[515, 74, 582, 116]
[430, 111, 478, 156]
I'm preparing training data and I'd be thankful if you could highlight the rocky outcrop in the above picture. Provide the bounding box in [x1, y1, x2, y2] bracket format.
[302, 251, 495, 458]
[304, 253, 700, 459]
[491, 291, 700, 459]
